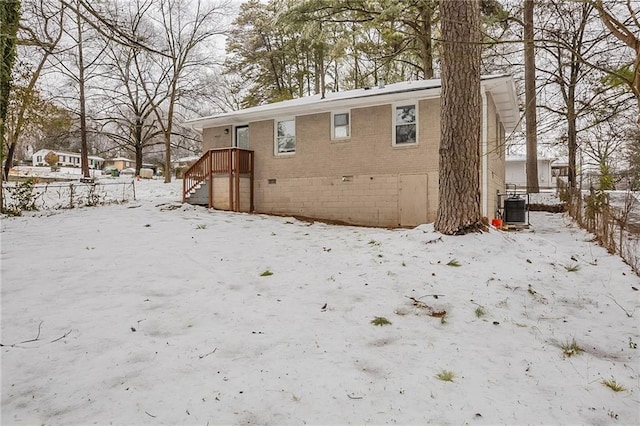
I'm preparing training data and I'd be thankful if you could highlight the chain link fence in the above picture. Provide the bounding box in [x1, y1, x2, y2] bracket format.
[1, 179, 137, 215]
[559, 180, 639, 275]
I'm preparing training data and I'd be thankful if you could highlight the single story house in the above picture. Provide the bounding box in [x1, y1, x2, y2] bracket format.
[183, 74, 520, 227]
[172, 155, 201, 178]
[104, 157, 135, 171]
[32, 149, 104, 169]
[505, 156, 556, 190]
[551, 158, 569, 188]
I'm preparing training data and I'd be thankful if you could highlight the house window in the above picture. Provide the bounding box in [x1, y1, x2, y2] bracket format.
[332, 111, 350, 140]
[235, 125, 249, 149]
[393, 103, 417, 145]
[275, 118, 296, 154]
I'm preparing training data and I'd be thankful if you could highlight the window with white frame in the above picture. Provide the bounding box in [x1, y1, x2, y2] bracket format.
[332, 111, 350, 140]
[393, 103, 417, 145]
[234, 125, 249, 149]
[275, 118, 296, 154]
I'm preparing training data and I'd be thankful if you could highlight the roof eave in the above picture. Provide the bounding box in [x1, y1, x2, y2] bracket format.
[185, 75, 521, 133]
[184, 87, 443, 130]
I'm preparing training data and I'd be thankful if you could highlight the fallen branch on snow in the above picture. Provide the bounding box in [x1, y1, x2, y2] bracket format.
[0, 321, 72, 347]
[606, 294, 635, 318]
[198, 348, 217, 359]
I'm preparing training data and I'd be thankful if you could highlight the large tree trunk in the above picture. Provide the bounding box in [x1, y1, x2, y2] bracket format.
[567, 52, 580, 189]
[76, 1, 90, 178]
[164, 129, 171, 183]
[134, 117, 143, 175]
[435, 0, 483, 235]
[567, 103, 578, 189]
[3, 142, 16, 180]
[135, 144, 143, 175]
[1, 0, 21, 210]
[524, 0, 539, 193]
[5, 46, 51, 181]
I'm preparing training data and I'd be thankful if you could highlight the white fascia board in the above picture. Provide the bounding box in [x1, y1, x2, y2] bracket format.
[481, 76, 521, 133]
[185, 75, 521, 133]
[185, 87, 443, 130]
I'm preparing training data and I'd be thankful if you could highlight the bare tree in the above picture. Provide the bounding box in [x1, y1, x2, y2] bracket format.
[582, 119, 631, 188]
[0, 0, 20, 148]
[435, 0, 484, 235]
[98, 0, 165, 174]
[524, 0, 539, 193]
[1, 0, 21, 210]
[537, 1, 600, 188]
[590, 0, 640, 124]
[74, 0, 90, 178]
[59, 0, 170, 57]
[139, 0, 229, 183]
[3, 0, 65, 179]
[40, 0, 109, 177]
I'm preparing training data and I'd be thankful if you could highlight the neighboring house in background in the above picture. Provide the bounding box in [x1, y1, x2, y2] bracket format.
[32, 149, 104, 169]
[172, 156, 200, 167]
[184, 74, 520, 227]
[172, 155, 200, 178]
[505, 156, 556, 190]
[104, 157, 135, 171]
[551, 158, 569, 188]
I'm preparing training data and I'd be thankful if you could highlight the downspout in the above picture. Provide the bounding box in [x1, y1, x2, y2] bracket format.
[481, 86, 488, 217]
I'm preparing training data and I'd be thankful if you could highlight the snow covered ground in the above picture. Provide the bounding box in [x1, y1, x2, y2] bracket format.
[1, 179, 639, 425]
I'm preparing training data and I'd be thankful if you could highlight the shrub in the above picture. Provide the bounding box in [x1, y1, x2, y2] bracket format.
[371, 316, 392, 326]
[5, 179, 38, 215]
[44, 151, 59, 170]
[435, 370, 455, 382]
[560, 338, 583, 357]
[564, 263, 580, 272]
[602, 378, 626, 392]
[474, 305, 487, 318]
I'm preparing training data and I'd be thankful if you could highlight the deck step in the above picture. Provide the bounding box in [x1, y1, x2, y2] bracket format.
[184, 181, 209, 205]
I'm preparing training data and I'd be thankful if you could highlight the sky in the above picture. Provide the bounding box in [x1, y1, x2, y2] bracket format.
[1, 177, 639, 425]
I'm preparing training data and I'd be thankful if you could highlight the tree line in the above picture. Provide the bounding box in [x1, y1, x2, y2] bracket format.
[2, 0, 230, 184]
[224, 0, 637, 191]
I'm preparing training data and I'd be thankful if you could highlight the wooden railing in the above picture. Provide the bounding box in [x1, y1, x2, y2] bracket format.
[182, 148, 254, 212]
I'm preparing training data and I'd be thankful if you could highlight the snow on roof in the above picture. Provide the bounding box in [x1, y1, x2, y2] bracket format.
[553, 157, 568, 165]
[107, 157, 135, 162]
[184, 74, 521, 133]
[506, 155, 558, 162]
[32, 149, 104, 161]
[172, 155, 200, 164]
